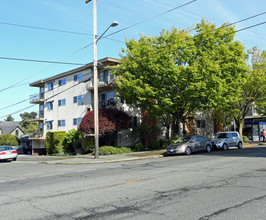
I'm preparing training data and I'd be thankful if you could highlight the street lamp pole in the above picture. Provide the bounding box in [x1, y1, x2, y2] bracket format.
[85, 0, 118, 159]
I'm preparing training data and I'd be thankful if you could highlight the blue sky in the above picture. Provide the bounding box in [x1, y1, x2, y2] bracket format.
[0, 0, 265, 121]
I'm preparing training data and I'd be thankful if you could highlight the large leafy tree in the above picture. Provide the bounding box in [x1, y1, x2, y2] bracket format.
[19, 112, 38, 134]
[229, 47, 266, 138]
[79, 108, 131, 135]
[112, 19, 247, 138]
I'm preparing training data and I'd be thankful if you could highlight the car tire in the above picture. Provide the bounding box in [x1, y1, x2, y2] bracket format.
[185, 147, 192, 155]
[206, 145, 211, 153]
[223, 143, 228, 151]
[238, 142, 242, 149]
[13, 158, 17, 161]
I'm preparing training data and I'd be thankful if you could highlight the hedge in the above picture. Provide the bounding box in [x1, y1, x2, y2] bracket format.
[45, 131, 67, 155]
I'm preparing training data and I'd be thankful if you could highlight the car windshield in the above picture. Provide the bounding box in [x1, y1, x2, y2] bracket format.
[0, 146, 11, 151]
[215, 133, 227, 138]
[173, 137, 190, 143]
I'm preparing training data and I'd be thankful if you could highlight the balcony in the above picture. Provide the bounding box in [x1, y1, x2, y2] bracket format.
[86, 79, 115, 92]
[99, 99, 117, 109]
[30, 93, 45, 104]
[29, 130, 44, 140]
[30, 111, 44, 122]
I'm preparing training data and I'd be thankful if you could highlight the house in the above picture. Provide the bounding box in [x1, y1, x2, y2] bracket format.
[29, 57, 215, 155]
[0, 121, 25, 137]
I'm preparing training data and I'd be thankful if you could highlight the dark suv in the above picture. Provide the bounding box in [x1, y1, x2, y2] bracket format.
[211, 132, 242, 150]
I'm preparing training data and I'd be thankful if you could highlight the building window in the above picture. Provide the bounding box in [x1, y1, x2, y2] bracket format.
[73, 95, 83, 105]
[58, 120, 66, 127]
[99, 91, 115, 108]
[47, 82, 53, 91]
[74, 73, 83, 82]
[47, 101, 53, 111]
[197, 120, 206, 128]
[15, 130, 19, 137]
[58, 99, 66, 106]
[58, 78, 66, 86]
[99, 70, 109, 83]
[73, 118, 82, 126]
[46, 121, 53, 130]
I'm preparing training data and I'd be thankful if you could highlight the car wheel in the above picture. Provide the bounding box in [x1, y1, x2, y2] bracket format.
[223, 143, 228, 151]
[185, 147, 192, 155]
[238, 142, 242, 149]
[13, 158, 17, 161]
[206, 145, 211, 153]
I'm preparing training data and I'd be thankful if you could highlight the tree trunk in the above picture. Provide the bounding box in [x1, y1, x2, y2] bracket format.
[238, 118, 244, 140]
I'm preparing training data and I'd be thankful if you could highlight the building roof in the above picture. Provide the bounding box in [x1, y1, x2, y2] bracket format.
[0, 121, 24, 135]
[30, 57, 120, 87]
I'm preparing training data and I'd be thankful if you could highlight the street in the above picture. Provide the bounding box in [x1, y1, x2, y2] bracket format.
[1, 145, 266, 220]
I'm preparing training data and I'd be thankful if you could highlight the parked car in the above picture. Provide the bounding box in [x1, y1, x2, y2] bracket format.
[14, 146, 32, 155]
[167, 136, 212, 155]
[211, 131, 242, 150]
[0, 146, 18, 161]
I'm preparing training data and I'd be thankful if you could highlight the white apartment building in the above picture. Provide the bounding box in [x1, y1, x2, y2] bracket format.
[29, 57, 132, 155]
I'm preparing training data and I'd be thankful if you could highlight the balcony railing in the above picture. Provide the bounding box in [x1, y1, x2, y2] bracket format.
[29, 130, 44, 139]
[86, 79, 115, 91]
[30, 93, 45, 103]
[99, 99, 117, 109]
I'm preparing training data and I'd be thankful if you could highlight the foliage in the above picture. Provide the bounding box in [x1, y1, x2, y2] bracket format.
[19, 112, 38, 133]
[45, 131, 67, 155]
[150, 140, 160, 150]
[0, 134, 18, 146]
[98, 146, 132, 155]
[79, 108, 131, 135]
[81, 136, 95, 153]
[112, 19, 247, 138]
[132, 121, 160, 147]
[4, 115, 15, 121]
[134, 143, 145, 151]
[63, 129, 84, 154]
[222, 47, 266, 138]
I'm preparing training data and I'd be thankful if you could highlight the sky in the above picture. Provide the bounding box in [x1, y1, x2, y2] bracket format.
[0, 0, 265, 121]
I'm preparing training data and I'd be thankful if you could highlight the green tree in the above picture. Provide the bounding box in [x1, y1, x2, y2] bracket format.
[19, 112, 38, 134]
[112, 19, 247, 138]
[4, 115, 15, 121]
[229, 47, 266, 138]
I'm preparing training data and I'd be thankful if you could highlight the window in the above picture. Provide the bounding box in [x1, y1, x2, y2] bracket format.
[15, 130, 19, 137]
[196, 120, 205, 128]
[74, 73, 83, 82]
[59, 78, 66, 86]
[58, 120, 66, 127]
[73, 118, 82, 126]
[99, 70, 109, 82]
[58, 99, 66, 106]
[47, 101, 53, 111]
[47, 82, 53, 91]
[74, 95, 83, 105]
[46, 121, 53, 130]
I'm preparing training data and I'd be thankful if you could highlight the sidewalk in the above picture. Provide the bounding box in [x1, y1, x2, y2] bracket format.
[17, 143, 260, 165]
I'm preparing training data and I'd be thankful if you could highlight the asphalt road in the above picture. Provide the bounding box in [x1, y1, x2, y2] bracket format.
[1, 145, 266, 220]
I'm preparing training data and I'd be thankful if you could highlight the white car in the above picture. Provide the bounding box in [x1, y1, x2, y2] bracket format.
[0, 146, 18, 161]
[211, 132, 243, 150]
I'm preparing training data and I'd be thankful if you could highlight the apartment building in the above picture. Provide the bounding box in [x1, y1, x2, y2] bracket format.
[29, 57, 127, 155]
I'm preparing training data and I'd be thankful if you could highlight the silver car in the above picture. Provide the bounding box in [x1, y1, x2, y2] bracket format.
[167, 136, 212, 155]
[0, 146, 18, 161]
[211, 131, 242, 150]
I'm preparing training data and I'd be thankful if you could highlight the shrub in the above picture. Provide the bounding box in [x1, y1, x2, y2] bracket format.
[150, 140, 160, 150]
[134, 143, 145, 151]
[45, 131, 67, 155]
[63, 129, 83, 154]
[81, 136, 95, 153]
[0, 134, 18, 146]
[98, 146, 132, 155]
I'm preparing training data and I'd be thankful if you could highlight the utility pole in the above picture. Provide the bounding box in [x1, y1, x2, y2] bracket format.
[85, 0, 118, 159]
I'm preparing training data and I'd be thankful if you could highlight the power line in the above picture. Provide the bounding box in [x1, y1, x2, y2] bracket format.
[103, 0, 197, 39]
[0, 56, 86, 65]
[0, 21, 93, 36]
